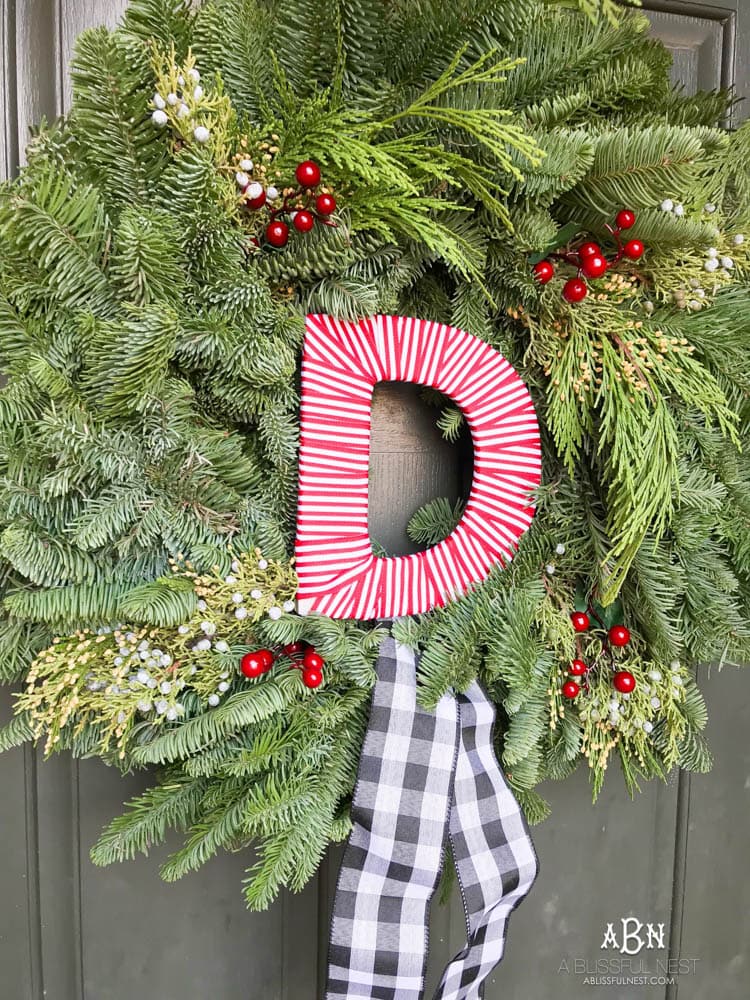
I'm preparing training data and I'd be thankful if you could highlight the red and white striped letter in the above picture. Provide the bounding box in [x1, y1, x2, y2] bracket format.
[295, 315, 541, 619]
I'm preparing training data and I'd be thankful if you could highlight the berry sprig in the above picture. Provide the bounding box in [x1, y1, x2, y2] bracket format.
[237, 158, 338, 249]
[532, 208, 645, 304]
[562, 609, 634, 700]
[240, 640, 325, 688]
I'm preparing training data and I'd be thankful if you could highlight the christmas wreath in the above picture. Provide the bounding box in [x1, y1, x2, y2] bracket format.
[1, 0, 749, 941]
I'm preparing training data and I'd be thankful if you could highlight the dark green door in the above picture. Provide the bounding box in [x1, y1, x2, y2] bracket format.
[1, 3, 748, 998]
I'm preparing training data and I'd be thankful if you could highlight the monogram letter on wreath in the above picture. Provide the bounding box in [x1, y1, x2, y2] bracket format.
[296, 315, 542, 1000]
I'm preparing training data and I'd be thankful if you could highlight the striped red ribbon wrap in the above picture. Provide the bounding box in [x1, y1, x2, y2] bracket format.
[295, 314, 542, 620]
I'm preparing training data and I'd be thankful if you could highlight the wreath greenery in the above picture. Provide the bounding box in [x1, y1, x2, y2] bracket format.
[1, 0, 749, 909]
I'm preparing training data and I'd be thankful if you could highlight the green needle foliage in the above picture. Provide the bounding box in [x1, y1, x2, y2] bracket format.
[1, 0, 749, 908]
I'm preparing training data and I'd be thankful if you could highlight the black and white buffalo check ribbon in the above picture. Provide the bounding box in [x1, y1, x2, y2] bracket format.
[326, 633, 539, 1000]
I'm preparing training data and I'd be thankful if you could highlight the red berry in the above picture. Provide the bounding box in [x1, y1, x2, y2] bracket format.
[315, 192, 336, 215]
[609, 625, 631, 647]
[257, 649, 275, 670]
[581, 254, 608, 279]
[562, 277, 588, 303]
[569, 659, 587, 676]
[578, 241, 601, 259]
[562, 680, 581, 699]
[613, 670, 636, 694]
[246, 191, 266, 210]
[302, 648, 324, 671]
[623, 239, 644, 260]
[282, 641, 307, 655]
[293, 210, 315, 233]
[532, 260, 554, 284]
[266, 221, 289, 247]
[302, 667, 323, 689]
[616, 209, 636, 230]
[571, 611, 590, 632]
[241, 652, 266, 678]
[295, 160, 321, 187]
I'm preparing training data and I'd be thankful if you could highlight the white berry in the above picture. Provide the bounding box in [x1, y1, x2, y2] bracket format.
[660, 199, 674, 212]
[239, 158, 254, 171]
[208, 693, 220, 707]
[215, 640, 229, 653]
[282, 600, 296, 612]
[166, 92, 178, 106]
[643, 721, 654, 733]
[153, 93, 166, 110]
[193, 85, 204, 101]
[545, 563, 555, 575]
[733, 234, 744, 245]
[165, 707, 178, 722]
[155, 699, 168, 715]
[137, 699, 152, 713]
[555, 543, 566, 556]
[197, 599, 207, 611]
[268, 606, 282, 620]
[178, 624, 190, 635]
[160, 654, 172, 667]
[246, 182, 263, 201]
[188, 68, 200, 82]
[217, 681, 229, 693]
[704, 202, 716, 213]
[201, 621, 216, 635]
[670, 661, 680, 671]
[648, 670, 662, 681]
[152, 109, 168, 126]
[266, 186, 279, 201]
[673, 203, 685, 217]
[706, 247, 718, 258]
[195, 638, 211, 651]
[193, 125, 210, 143]
[650, 696, 661, 709]
[137, 670, 150, 684]
[160, 681, 172, 694]
[609, 699, 620, 713]
[232, 592, 244, 604]
[721, 256, 734, 269]
[250, 589, 262, 600]
[704, 258, 719, 272]
[177, 103, 190, 119]
[147, 678, 157, 689]
[235, 607, 248, 620]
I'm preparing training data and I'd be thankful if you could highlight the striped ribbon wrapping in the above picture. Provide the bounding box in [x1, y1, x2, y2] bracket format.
[295, 314, 542, 620]
[326, 634, 539, 1000]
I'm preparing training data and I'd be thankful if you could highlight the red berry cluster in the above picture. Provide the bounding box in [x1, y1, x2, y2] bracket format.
[240, 640, 325, 688]
[241, 159, 338, 249]
[532, 209, 645, 304]
[561, 610, 634, 699]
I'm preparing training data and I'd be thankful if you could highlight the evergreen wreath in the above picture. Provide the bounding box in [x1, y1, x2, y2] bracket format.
[1, 0, 749, 911]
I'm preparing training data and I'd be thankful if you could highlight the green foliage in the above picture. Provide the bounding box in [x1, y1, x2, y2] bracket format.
[0, 0, 748, 912]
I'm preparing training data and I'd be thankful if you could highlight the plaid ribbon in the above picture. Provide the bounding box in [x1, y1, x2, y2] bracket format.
[326, 633, 539, 1000]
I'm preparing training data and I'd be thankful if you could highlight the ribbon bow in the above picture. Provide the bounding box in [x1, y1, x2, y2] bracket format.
[326, 633, 539, 1000]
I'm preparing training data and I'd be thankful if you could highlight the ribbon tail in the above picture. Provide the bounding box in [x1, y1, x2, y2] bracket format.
[326, 634, 459, 1000]
[432, 681, 539, 1000]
